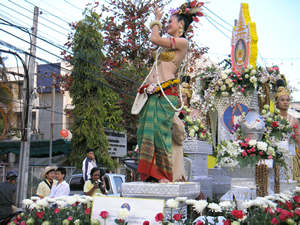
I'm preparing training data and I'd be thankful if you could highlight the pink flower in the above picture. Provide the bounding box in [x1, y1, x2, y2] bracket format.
[295, 208, 300, 216]
[54, 207, 60, 213]
[241, 88, 245, 93]
[268, 156, 273, 159]
[242, 150, 247, 157]
[67, 216, 72, 221]
[20, 222, 25, 225]
[240, 142, 245, 147]
[245, 138, 250, 142]
[143, 221, 150, 225]
[293, 125, 298, 129]
[259, 152, 263, 156]
[244, 143, 249, 148]
[100, 211, 109, 219]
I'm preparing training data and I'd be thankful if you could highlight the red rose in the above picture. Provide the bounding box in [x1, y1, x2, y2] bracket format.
[100, 211, 109, 219]
[36, 211, 45, 219]
[20, 222, 25, 225]
[195, 221, 204, 225]
[155, 213, 164, 222]
[294, 195, 300, 203]
[231, 210, 244, 219]
[271, 121, 279, 128]
[196, 11, 204, 17]
[223, 219, 231, 225]
[143, 221, 150, 225]
[296, 208, 300, 216]
[67, 216, 72, 221]
[13, 219, 18, 224]
[54, 207, 60, 213]
[244, 143, 249, 148]
[173, 214, 182, 221]
[85, 208, 91, 215]
[293, 125, 298, 129]
[16, 215, 21, 220]
[271, 217, 279, 225]
[242, 150, 247, 157]
[193, 16, 200, 22]
[292, 134, 296, 139]
[245, 138, 250, 142]
[286, 201, 293, 210]
[190, 0, 198, 7]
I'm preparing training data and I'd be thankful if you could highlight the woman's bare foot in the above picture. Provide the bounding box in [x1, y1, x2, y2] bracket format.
[158, 179, 170, 183]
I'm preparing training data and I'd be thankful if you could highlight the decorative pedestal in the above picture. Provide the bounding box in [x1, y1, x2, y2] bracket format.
[121, 182, 200, 201]
[208, 168, 231, 200]
[183, 140, 213, 199]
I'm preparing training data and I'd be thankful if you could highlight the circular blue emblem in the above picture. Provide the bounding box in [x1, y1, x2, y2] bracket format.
[223, 103, 249, 131]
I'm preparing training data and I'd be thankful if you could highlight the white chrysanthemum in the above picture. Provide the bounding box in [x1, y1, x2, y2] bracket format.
[74, 219, 81, 225]
[175, 197, 187, 203]
[47, 197, 56, 203]
[248, 140, 256, 147]
[242, 200, 253, 209]
[185, 199, 197, 205]
[208, 203, 222, 212]
[220, 85, 226, 91]
[166, 199, 179, 209]
[247, 65, 253, 70]
[78, 198, 88, 204]
[22, 199, 33, 206]
[67, 197, 77, 205]
[232, 221, 240, 225]
[91, 219, 100, 225]
[250, 69, 256, 75]
[294, 186, 300, 193]
[275, 197, 286, 203]
[193, 200, 208, 213]
[257, 141, 268, 151]
[118, 208, 130, 220]
[279, 193, 291, 201]
[238, 215, 247, 222]
[249, 76, 257, 83]
[228, 83, 233, 88]
[219, 201, 232, 209]
[30, 196, 40, 201]
[245, 74, 249, 79]
[29, 203, 41, 210]
[83, 196, 94, 202]
[41, 221, 51, 225]
[58, 195, 68, 201]
[264, 195, 275, 200]
[56, 200, 67, 208]
[36, 199, 49, 208]
[73, 195, 81, 200]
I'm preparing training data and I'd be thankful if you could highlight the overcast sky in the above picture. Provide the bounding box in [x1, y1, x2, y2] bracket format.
[1, 0, 299, 100]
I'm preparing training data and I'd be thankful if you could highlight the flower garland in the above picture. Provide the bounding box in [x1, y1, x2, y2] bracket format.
[139, 79, 179, 95]
[179, 106, 211, 142]
[195, 65, 288, 114]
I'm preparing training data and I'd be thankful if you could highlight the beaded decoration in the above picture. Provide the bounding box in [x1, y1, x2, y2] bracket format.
[169, 37, 176, 50]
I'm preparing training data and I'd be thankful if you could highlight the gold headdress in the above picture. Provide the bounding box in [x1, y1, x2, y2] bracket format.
[275, 87, 290, 104]
[181, 76, 193, 99]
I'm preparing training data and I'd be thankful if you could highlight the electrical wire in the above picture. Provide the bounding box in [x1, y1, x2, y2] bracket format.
[204, 6, 233, 28]
[63, 0, 84, 12]
[0, 28, 138, 93]
[204, 16, 231, 39]
[0, 39, 136, 97]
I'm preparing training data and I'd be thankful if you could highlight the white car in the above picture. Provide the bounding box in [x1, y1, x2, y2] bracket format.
[66, 173, 125, 197]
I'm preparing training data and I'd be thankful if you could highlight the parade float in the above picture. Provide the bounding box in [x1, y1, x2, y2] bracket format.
[13, 2, 300, 225]
[194, 2, 297, 202]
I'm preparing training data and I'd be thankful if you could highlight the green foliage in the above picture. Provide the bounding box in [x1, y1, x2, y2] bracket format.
[69, 9, 123, 170]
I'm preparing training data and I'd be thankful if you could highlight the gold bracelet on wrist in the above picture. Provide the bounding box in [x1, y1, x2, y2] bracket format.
[150, 20, 162, 30]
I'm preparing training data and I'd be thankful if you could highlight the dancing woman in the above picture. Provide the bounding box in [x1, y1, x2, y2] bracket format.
[136, 1, 204, 183]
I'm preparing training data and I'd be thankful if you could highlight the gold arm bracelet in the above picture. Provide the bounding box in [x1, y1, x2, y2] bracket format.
[150, 20, 162, 30]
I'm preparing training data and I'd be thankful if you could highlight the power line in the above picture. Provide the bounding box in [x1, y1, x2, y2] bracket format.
[0, 39, 136, 97]
[204, 16, 231, 39]
[204, 6, 233, 28]
[0, 28, 139, 93]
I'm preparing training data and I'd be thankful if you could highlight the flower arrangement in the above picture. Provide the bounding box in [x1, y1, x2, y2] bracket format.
[10, 188, 300, 225]
[179, 106, 211, 143]
[11, 195, 97, 225]
[195, 65, 285, 114]
[148, 188, 300, 225]
[216, 103, 297, 169]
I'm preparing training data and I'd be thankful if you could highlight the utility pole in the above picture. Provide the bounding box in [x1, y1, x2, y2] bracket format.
[16, 6, 39, 207]
[49, 75, 55, 165]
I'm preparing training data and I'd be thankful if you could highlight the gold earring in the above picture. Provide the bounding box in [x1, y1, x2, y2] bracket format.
[179, 25, 183, 36]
